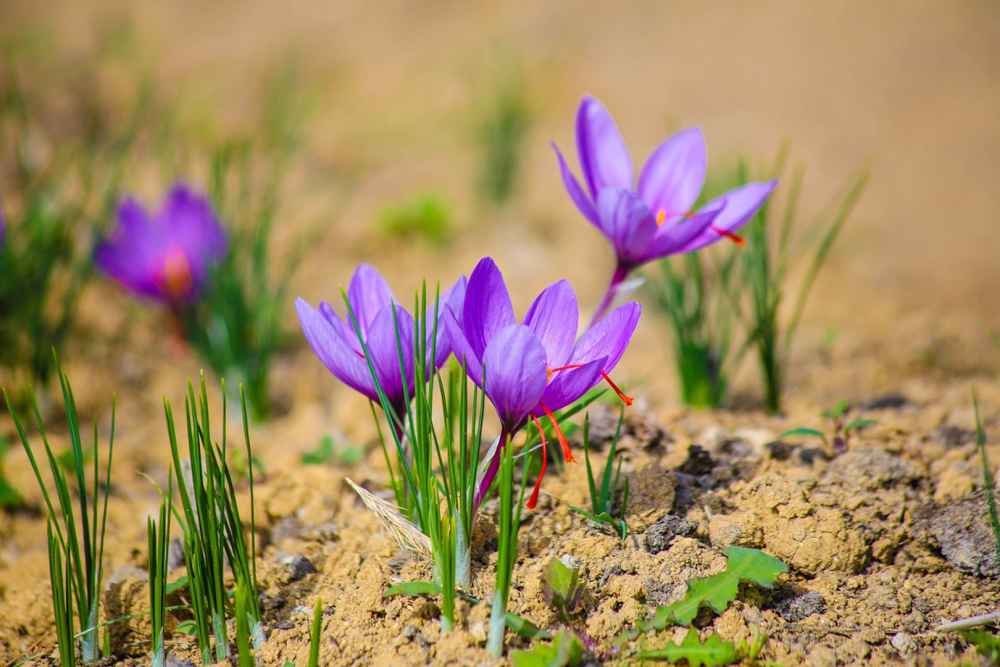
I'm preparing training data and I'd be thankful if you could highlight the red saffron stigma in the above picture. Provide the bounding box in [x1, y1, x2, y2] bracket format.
[526, 411, 547, 510]
[539, 402, 574, 463]
[547, 364, 633, 407]
[601, 372, 633, 406]
[711, 225, 745, 247]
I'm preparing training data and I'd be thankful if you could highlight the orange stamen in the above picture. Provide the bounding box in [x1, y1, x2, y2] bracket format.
[711, 225, 745, 247]
[526, 411, 547, 510]
[547, 363, 584, 382]
[657, 209, 699, 226]
[539, 402, 574, 463]
[161, 249, 193, 302]
[600, 372, 633, 406]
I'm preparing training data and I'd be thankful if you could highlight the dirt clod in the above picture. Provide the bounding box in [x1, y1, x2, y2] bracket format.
[644, 513, 697, 553]
[918, 490, 1000, 577]
[776, 590, 827, 622]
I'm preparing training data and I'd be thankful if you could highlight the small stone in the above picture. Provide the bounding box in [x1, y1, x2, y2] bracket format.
[778, 591, 826, 622]
[560, 554, 582, 570]
[394, 624, 418, 647]
[469, 620, 487, 643]
[644, 514, 697, 553]
[891, 632, 917, 654]
[808, 645, 837, 667]
[284, 555, 317, 581]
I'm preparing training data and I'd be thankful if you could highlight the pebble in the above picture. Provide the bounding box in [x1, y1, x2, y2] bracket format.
[891, 632, 917, 654]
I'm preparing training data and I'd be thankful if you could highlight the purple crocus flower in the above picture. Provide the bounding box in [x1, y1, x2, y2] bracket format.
[553, 95, 778, 324]
[95, 183, 226, 305]
[444, 257, 640, 510]
[295, 264, 467, 436]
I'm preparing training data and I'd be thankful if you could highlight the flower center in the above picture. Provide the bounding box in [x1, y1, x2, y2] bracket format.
[161, 249, 193, 302]
[547, 364, 634, 406]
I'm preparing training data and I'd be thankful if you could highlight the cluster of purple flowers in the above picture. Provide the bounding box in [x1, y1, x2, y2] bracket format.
[82, 94, 774, 509]
[295, 95, 775, 509]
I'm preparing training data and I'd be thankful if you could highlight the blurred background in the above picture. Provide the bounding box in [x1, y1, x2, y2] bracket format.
[1, 0, 998, 420]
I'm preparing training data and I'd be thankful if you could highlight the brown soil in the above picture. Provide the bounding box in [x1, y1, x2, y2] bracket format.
[1, 1, 1000, 666]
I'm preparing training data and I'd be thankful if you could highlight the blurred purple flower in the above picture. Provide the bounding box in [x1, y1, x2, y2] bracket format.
[553, 95, 777, 323]
[95, 183, 226, 305]
[295, 264, 466, 433]
[444, 257, 640, 510]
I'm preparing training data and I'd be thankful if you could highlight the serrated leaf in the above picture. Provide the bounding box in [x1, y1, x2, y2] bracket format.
[635, 630, 738, 666]
[382, 581, 441, 598]
[628, 547, 787, 639]
[843, 418, 877, 434]
[779, 428, 826, 441]
[512, 630, 584, 667]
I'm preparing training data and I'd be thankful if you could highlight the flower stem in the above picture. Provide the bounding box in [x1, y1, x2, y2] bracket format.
[590, 262, 632, 329]
[473, 428, 510, 518]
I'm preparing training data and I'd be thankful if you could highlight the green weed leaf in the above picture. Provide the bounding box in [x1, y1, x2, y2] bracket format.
[635, 630, 738, 666]
[623, 547, 786, 643]
[511, 630, 585, 667]
[778, 428, 826, 442]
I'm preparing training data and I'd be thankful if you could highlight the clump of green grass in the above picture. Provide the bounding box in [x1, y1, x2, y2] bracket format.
[645, 145, 867, 413]
[0, 435, 24, 508]
[164, 376, 261, 663]
[171, 62, 314, 422]
[3, 359, 115, 665]
[378, 192, 454, 248]
[0, 51, 148, 401]
[780, 398, 877, 456]
[147, 475, 173, 667]
[569, 411, 630, 539]
[474, 52, 530, 207]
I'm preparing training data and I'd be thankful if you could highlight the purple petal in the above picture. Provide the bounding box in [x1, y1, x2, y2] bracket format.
[596, 188, 659, 265]
[319, 301, 364, 353]
[636, 202, 724, 263]
[365, 305, 417, 410]
[296, 298, 378, 401]
[576, 95, 634, 198]
[552, 142, 599, 228]
[95, 198, 164, 300]
[539, 356, 606, 412]
[679, 180, 778, 254]
[429, 275, 468, 367]
[347, 264, 396, 332]
[523, 279, 578, 369]
[482, 324, 548, 431]
[462, 257, 515, 358]
[637, 128, 706, 221]
[159, 183, 227, 282]
[443, 307, 484, 388]
[441, 275, 468, 327]
[570, 301, 641, 374]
